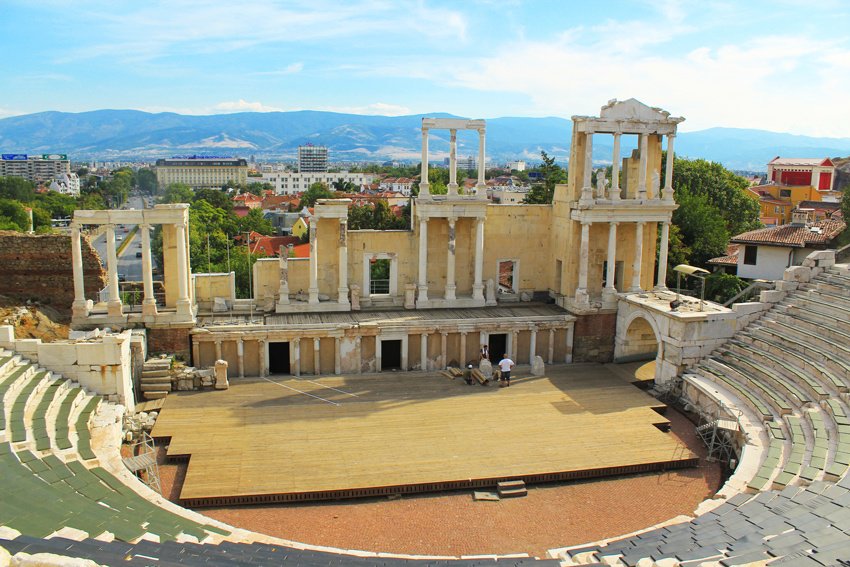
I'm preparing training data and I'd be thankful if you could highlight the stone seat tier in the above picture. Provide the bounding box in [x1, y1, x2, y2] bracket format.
[783, 293, 850, 325]
[693, 364, 773, 421]
[752, 320, 850, 386]
[54, 387, 83, 451]
[0, 362, 37, 433]
[720, 344, 816, 405]
[775, 301, 850, 339]
[9, 371, 50, 444]
[769, 310, 850, 356]
[31, 378, 67, 452]
[706, 357, 793, 416]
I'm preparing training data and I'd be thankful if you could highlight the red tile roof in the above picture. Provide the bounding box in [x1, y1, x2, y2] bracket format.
[252, 235, 301, 257]
[708, 244, 740, 266]
[731, 219, 845, 247]
[289, 243, 310, 258]
[768, 157, 834, 167]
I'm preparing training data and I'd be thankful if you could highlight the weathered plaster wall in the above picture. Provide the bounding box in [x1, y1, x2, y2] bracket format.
[0, 231, 105, 310]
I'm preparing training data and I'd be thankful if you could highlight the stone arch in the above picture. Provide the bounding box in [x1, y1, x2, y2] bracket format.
[616, 309, 661, 362]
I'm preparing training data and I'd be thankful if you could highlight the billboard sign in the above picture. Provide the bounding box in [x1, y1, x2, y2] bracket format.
[41, 154, 67, 160]
[1, 154, 28, 161]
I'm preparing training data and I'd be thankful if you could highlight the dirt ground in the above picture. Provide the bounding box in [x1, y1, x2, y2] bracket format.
[0, 295, 69, 342]
[154, 394, 723, 558]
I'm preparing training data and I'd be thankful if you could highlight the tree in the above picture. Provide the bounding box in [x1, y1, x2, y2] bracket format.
[837, 184, 850, 247]
[0, 176, 36, 201]
[194, 187, 233, 211]
[0, 199, 30, 231]
[300, 182, 336, 208]
[704, 272, 747, 304]
[158, 183, 194, 204]
[136, 168, 157, 194]
[524, 151, 566, 204]
[672, 190, 730, 266]
[237, 207, 274, 235]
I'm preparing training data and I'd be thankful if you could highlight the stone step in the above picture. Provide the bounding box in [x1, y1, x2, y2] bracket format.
[498, 487, 527, 498]
[143, 391, 169, 400]
[140, 376, 172, 385]
[497, 479, 527, 497]
[141, 369, 170, 378]
[140, 382, 172, 392]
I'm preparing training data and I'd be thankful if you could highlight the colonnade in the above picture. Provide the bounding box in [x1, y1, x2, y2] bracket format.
[306, 201, 350, 306]
[420, 117, 487, 198]
[416, 215, 486, 305]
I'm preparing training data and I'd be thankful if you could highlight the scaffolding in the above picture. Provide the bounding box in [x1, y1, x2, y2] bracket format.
[695, 400, 741, 463]
[122, 431, 162, 495]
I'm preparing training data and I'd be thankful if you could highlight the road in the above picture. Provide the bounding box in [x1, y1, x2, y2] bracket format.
[89, 195, 148, 283]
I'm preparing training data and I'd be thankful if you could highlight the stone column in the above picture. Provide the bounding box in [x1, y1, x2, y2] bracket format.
[175, 222, 192, 317]
[510, 330, 518, 361]
[529, 328, 537, 365]
[192, 341, 200, 367]
[565, 325, 574, 363]
[472, 217, 485, 301]
[445, 217, 457, 301]
[476, 128, 486, 195]
[663, 134, 675, 201]
[460, 332, 467, 366]
[581, 132, 594, 202]
[308, 217, 319, 304]
[277, 254, 290, 306]
[448, 129, 458, 196]
[440, 332, 448, 369]
[334, 337, 341, 375]
[214, 340, 222, 361]
[637, 133, 648, 199]
[338, 219, 349, 305]
[71, 223, 88, 318]
[420, 333, 429, 371]
[237, 339, 245, 378]
[575, 221, 590, 305]
[140, 223, 157, 317]
[656, 221, 670, 291]
[420, 127, 430, 198]
[258, 339, 266, 377]
[547, 329, 555, 364]
[604, 222, 618, 299]
[611, 133, 621, 200]
[293, 338, 301, 377]
[355, 336, 362, 374]
[105, 224, 122, 317]
[417, 218, 429, 303]
[313, 338, 321, 375]
[630, 222, 645, 292]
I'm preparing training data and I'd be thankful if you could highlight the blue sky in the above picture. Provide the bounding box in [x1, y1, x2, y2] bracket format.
[2, 0, 849, 136]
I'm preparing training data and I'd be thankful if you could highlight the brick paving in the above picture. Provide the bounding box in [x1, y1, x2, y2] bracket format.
[155, 407, 722, 558]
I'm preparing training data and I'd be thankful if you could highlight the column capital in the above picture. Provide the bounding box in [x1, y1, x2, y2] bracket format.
[609, 221, 619, 227]
[447, 216, 457, 225]
[581, 220, 592, 227]
[293, 337, 300, 346]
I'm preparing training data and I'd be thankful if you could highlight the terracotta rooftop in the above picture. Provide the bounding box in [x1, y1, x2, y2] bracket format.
[797, 200, 840, 211]
[707, 244, 739, 266]
[768, 157, 834, 167]
[730, 219, 845, 247]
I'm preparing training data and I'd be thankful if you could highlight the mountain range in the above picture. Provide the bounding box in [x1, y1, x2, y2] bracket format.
[2, 109, 850, 171]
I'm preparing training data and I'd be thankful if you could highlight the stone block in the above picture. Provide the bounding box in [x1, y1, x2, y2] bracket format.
[531, 355, 545, 376]
[0, 325, 14, 345]
[774, 280, 798, 292]
[213, 297, 229, 312]
[783, 266, 811, 283]
[36, 343, 78, 368]
[759, 290, 786, 303]
[214, 359, 229, 390]
[479, 359, 493, 379]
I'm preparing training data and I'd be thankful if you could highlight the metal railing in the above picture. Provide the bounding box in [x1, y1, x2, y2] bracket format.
[369, 279, 390, 295]
[722, 280, 773, 307]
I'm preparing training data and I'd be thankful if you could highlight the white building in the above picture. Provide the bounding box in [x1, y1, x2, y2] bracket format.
[507, 160, 527, 172]
[377, 177, 415, 196]
[262, 171, 376, 195]
[1, 153, 71, 183]
[48, 172, 81, 196]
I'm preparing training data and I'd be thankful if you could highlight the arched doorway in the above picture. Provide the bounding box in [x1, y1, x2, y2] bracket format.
[616, 314, 660, 363]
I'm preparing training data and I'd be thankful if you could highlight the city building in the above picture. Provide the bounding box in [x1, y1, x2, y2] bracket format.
[261, 171, 375, 195]
[0, 153, 71, 183]
[154, 156, 248, 189]
[297, 144, 329, 172]
[48, 172, 81, 195]
[766, 156, 836, 192]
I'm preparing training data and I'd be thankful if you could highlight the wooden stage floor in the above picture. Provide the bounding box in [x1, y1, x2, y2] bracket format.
[151, 364, 698, 506]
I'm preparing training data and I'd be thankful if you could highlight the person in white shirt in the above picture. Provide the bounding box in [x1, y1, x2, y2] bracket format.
[497, 354, 514, 387]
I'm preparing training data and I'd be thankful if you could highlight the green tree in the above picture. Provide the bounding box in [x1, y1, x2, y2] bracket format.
[137, 168, 158, 194]
[0, 176, 36, 201]
[524, 151, 566, 204]
[194, 187, 234, 210]
[237, 207, 274, 235]
[673, 190, 730, 266]
[704, 272, 747, 304]
[300, 182, 336, 208]
[0, 199, 30, 231]
[158, 183, 194, 204]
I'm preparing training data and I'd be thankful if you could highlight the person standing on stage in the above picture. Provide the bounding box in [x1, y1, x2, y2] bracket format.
[497, 354, 514, 387]
[480, 344, 490, 361]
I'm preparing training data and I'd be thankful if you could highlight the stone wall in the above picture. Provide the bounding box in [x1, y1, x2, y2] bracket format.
[0, 231, 105, 310]
[147, 325, 192, 359]
[571, 312, 616, 362]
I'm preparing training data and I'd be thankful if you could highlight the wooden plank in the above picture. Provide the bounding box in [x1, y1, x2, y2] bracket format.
[152, 365, 693, 503]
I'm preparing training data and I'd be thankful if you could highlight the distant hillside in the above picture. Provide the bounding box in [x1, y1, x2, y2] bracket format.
[1, 110, 849, 171]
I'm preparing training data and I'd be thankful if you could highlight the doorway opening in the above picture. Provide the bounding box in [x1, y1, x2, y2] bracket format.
[370, 258, 391, 295]
[498, 260, 517, 293]
[381, 340, 403, 371]
[489, 333, 508, 361]
[268, 342, 291, 374]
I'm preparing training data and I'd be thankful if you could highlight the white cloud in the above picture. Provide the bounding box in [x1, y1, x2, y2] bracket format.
[318, 102, 412, 116]
[211, 99, 284, 113]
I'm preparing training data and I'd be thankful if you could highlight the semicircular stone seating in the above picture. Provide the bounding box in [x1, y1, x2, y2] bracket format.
[557, 263, 850, 566]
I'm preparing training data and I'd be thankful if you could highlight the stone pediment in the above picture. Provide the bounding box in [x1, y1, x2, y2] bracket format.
[599, 98, 683, 124]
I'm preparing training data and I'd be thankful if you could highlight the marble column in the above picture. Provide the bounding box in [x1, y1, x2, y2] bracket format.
[656, 221, 670, 291]
[192, 341, 200, 368]
[476, 128, 486, 195]
[308, 217, 319, 304]
[175, 222, 192, 317]
[459, 332, 467, 366]
[575, 221, 590, 304]
[338, 219, 349, 305]
[547, 329, 555, 364]
[214, 340, 222, 361]
[529, 328, 537, 365]
[565, 326, 574, 363]
[630, 222, 645, 292]
[510, 330, 518, 361]
[638, 133, 648, 199]
[334, 337, 341, 375]
[313, 338, 321, 375]
[417, 218, 429, 303]
[71, 223, 88, 318]
[277, 255, 290, 306]
[663, 134, 676, 201]
[581, 132, 594, 202]
[448, 129, 458, 196]
[611, 133, 621, 200]
[258, 339, 266, 377]
[472, 218, 485, 301]
[604, 222, 618, 298]
[293, 338, 301, 377]
[440, 332, 448, 369]
[420, 333, 429, 371]
[420, 127, 430, 198]
[105, 224, 122, 316]
[237, 339, 245, 378]
[445, 217, 457, 301]
[140, 223, 157, 317]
